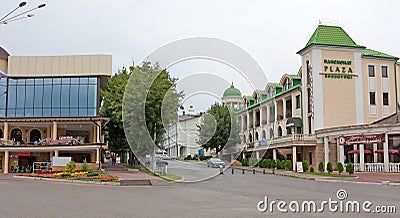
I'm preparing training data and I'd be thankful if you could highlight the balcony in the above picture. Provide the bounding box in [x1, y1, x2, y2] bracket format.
[271, 134, 316, 145]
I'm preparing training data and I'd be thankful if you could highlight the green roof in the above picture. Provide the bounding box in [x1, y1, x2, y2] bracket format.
[223, 83, 242, 98]
[288, 74, 301, 80]
[298, 25, 365, 53]
[362, 48, 398, 60]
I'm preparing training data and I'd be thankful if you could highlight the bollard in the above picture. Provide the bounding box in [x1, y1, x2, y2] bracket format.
[232, 168, 234, 174]
[219, 165, 223, 174]
[263, 169, 265, 175]
[253, 169, 255, 174]
[242, 169, 245, 174]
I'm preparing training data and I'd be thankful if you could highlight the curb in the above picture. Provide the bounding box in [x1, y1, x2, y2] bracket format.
[13, 176, 120, 186]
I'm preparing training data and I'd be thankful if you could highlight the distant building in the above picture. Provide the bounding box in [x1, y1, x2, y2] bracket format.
[222, 82, 243, 111]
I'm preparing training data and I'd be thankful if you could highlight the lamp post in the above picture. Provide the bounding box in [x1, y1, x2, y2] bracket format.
[0, 2, 46, 25]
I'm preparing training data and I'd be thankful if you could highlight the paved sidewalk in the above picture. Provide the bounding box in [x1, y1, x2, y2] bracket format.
[231, 166, 400, 185]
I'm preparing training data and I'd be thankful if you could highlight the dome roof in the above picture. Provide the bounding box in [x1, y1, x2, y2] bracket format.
[223, 83, 241, 98]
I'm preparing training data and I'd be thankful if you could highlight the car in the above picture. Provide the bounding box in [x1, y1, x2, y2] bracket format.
[207, 158, 225, 168]
[145, 156, 169, 167]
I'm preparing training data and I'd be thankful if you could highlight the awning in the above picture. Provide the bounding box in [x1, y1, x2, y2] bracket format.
[375, 149, 399, 154]
[286, 117, 302, 127]
[348, 149, 372, 155]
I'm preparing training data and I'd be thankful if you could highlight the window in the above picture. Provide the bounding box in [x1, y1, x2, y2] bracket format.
[369, 92, 376, 105]
[383, 93, 389, 106]
[283, 78, 292, 91]
[382, 66, 388, 78]
[296, 95, 300, 109]
[368, 65, 375, 77]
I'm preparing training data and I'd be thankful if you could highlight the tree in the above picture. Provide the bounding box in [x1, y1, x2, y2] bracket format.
[346, 162, 354, 175]
[197, 103, 240, 156]
[318, 162, 324, 173]
[337, 162, 344, 175]
[285, 160, 292, 171]
[327, 162, 333, 174]
[302, 160, 309, 172]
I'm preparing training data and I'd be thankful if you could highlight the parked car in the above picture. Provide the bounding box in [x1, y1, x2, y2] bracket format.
[145, 156, 169, 167]
[207, 158, 225, 168]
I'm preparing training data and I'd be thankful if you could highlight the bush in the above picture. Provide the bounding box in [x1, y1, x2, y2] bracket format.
[302, 160, 309, 172]
[87, 172, 100, 177]
[184, 155, 192, 160]
[285, 160, 292, 171]
[241, 158, 249, 167]
[327, 162, 333, 174]
[65, 161, 76, 174]
[192, 154, 199, 160]
[272, 160, 277, 169]
[81, 159, 88, 172]
[318, 162, 324, 173]
[199, 155, 212, 161]
[310, 167, 314, 173]
[346, 162, 354, 175]
[337, 162, 344, 175]
[266, 159, 272, 169]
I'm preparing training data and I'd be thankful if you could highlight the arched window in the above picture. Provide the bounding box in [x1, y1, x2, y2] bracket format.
[283, 78, 292, 90]
[267, 87, 274, 98]
[286, 127, 292, 135]
[249, 133, 253, 143]
[278, 126, 283, 137]
[269, 128, 274, 138]
[11, 128, 23, 144]
[30, 129, 42, 143]
[255, 132, 259, 141]
[262, 130, 266, 139]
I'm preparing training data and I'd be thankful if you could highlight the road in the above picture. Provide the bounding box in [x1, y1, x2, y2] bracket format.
[1, 171, 399, 217]
[165, 160, 224, 182]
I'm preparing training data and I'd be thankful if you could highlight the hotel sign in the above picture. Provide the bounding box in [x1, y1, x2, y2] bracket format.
[322, 59, 355, 79]
[338, 134, 385, 146]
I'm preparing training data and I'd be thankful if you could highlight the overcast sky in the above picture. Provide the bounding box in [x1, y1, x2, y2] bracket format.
[1, 0, 400, 112]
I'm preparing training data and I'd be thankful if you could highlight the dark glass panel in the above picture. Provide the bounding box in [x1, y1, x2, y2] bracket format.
[79, 108, 87, 116]
[61, 84, 70, 108]
[70, 108, 78, 116]
[16, 108, 24, 117]
[26, 79, 35, 85]
[25, 86, 34, 107]
[34, 108, 42, 117]
[44, 78, 52, 85]
[9, 79, 17, 85]
[17, 79, 25, 85]
[43, 85, 52, 107]
[71, 77, 80, 84]
[52, 107, 60, 117]
[7, 108, 15, 117]
[88, 108, 96, 116]
[34, 85, 43, 109]
[70, 84, 79, 107]
[62, 77, 70, 84]
[52, 84, 61, 107]
[79, 85, 88, 107]
[43, 108, 51, 117]
[53, 78, 61, 84]
[89, 77, 97, 85]
[80, 77, 89, 84]
[61, 108, 69, 116]
[35, 78, 43, 85]
[16, 85, 25, 108]
[88, 85, 97, 108]
[25, 108, 33, 117]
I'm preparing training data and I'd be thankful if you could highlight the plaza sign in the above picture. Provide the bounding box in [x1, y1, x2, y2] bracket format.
[338, 134, 385, 146]
[322, 59, 355, 79]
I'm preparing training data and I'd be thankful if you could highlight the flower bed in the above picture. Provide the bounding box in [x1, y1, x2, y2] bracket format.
[17, 170, 118, 182]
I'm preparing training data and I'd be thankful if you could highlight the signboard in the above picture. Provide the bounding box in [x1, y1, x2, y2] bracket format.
[52, 157, 72, 167]
[116, 157, 121, 164]
[296, 162, 303, 173]
[338, 134, 385, 146]
[321, 59, 355, 79]
[16, 152, 30, 157]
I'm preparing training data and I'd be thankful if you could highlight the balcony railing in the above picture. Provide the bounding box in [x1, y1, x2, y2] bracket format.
[352, 163, 400, 172]
[271, 134, 316, 144]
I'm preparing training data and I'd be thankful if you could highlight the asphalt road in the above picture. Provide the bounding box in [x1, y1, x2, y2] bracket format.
[0, 172, 399, 217]
[165, 160, 224, 182]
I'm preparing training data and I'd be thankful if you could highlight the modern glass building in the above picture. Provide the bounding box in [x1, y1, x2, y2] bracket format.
[0, 48, 112, 173]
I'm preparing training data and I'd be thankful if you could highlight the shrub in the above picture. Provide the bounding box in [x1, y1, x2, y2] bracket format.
[337, 162, 344, 175]
[302, 160, 309, 172]
[310, 167, 314, 173]
[241, 158, 249, 167]
[81, 159, 89, 172]
[266, 159, 272, 169]
[192, 154, 199, 160]
[65, 161, 76, 174]
[87, 172, 100, 177]
[327, 162, 333, 174]
[318, 162, 324, 173]
[184, 155, 192, 160]
[199, 155, 212, 161]
[285, 160, 292, 171]
[272, 160, 277, 169]
[346, 162, 354, 175]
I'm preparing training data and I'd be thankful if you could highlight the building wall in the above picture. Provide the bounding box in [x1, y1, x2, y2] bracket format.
[7, 55, 112, 77]
[0, 59, 7, 74]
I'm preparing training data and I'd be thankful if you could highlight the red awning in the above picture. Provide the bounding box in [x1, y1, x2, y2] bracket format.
[375, 149, 399, 154]
[348, 150, 372, 155]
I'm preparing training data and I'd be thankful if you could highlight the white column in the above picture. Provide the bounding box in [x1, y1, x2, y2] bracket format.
[282, 98, 286, 119]
[260, 107, 263, 128]
[252, 110, 255, 129]
[256, 151, 260, 160]
[292, 146, 297, 171]
[353, 144, 358, 164]
[324, 136, 329, 172]
[246, 112, 250, 130]
[241, 115, 244, 131]
[4, 122, 9, 140]
[273, 149, 277, 160]
[49, 151, 54, 161]
[274, 100, 278, 121]
[96, 148, 100, 164]
[52, 121, 58, 140]
[291, 93, 295, 117]
[339, 145, 345, 164]
[384, 133, 389, 172]
[54, 150, 59, 157]
[266, 105, 270, 124]
[4, 151, 9, 174]
[373, 143, 378, 163]
[242, 152, 245, 159]
[359, 144, 364, 172]
[336, 139, 340, 163]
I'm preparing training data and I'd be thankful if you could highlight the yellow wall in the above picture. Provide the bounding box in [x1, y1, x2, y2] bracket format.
[0, 59, 7, 74]
[321, 49, 357, 128]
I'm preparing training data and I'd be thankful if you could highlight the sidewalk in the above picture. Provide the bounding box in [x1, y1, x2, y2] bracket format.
[231, 166, 400, 185]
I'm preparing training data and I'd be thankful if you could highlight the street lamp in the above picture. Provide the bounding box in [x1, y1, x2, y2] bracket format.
[0, 2, 46, 25]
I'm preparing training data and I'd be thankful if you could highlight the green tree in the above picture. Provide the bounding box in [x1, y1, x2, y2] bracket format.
[302, 160, 309, 172]
[285, 160, 292, 171]
[318, 162, 325, 173]
[346, 162, 354, 175]
[197, 103, 240, 155]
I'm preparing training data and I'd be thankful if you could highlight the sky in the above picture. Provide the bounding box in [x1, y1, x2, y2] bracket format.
[1, 0, 400, 113]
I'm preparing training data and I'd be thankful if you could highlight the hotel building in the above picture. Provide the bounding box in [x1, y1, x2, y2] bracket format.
[0, 47, 111, 173]
[224, 24, 400, 172]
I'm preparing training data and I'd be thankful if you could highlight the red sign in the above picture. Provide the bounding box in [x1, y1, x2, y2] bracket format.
[16, 152, 30, 157]
[339, 134, 385, 146]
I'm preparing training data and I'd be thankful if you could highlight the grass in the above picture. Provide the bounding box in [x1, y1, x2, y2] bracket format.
[121, 163, 182, 182]
[302, 172, 356, 178]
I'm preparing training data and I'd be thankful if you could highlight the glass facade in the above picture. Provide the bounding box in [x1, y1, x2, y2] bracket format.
[1, 77, 98, 117]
